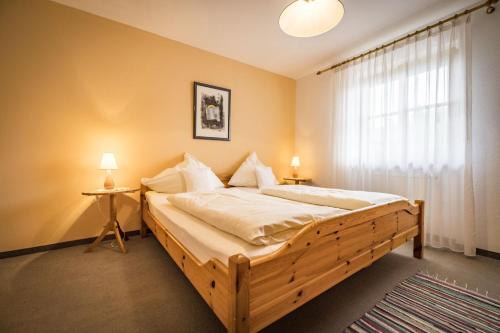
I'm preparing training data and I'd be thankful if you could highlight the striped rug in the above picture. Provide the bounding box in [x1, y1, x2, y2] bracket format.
[345, 272, 500, 333]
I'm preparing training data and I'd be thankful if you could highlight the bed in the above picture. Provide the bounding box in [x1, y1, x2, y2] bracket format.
[140, 181, 424, 333]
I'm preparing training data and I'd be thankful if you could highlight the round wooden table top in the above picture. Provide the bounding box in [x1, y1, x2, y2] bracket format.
[81, 187, 140, 196]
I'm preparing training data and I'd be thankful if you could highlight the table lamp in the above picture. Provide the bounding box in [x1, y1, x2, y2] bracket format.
[290, 156, 300, 178]
[100, 153, 118, 189]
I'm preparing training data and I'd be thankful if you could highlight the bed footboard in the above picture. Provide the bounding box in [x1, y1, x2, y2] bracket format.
[245, 199, 424, 332]
[413, 200, 425, 259]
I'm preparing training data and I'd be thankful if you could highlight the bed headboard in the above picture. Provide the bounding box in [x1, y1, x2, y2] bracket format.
[140, 184, 151, 195]
[219, 174, 232, 187]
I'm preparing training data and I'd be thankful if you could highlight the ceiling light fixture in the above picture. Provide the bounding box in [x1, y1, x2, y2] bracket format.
[279, 0, 344, 38]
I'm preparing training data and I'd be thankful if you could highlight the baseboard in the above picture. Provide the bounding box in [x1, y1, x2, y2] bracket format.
[477, 248, 500, 260]
[0, 230, 141, 259]
[2, 233, 497, 260]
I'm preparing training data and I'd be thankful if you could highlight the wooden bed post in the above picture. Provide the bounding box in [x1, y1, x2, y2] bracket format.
[413, 200, 425, 259]
[140, 185, 148, 238]
[228, 254, 250, 333]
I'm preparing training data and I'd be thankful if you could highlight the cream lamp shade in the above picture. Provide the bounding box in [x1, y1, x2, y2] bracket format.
[291, 156, 301, 178]
[100, 153, 118, 170]
[99, 153, 118, 189]
[279, 0, 344, 38]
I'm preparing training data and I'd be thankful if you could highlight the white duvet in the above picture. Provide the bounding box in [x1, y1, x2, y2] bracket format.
[261, 185, 404, 210]
[167, 188, 344, 245]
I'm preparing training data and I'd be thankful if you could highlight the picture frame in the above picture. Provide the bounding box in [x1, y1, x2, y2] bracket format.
[193, 82, 231, 141]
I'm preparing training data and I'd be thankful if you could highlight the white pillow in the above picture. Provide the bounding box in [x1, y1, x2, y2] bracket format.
[255, 166, 278, 189]
[153, 159, 189, 178]
[184, 153, 224, 188]
[141, 164, 186, 193]
[181, 167, 216, 192]
[141, 153, 223, 193]
[228, 152, 264, 187]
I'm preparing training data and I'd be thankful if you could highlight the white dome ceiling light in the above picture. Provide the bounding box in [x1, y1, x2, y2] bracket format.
[279, 0, 344, 38]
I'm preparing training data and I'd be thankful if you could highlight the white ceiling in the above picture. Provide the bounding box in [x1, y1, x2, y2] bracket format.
[52, 0, 478, 79]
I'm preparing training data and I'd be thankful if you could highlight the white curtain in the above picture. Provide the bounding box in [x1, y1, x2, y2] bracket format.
[331, 17, 475, 255]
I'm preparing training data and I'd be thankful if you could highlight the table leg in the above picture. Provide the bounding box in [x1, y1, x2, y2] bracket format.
[85, 193, 127, 254]
[113, 221, 127, 254]
[110, 194, 127, 253]
[85, 221, 113, 253]
[116, 220, 129, 241]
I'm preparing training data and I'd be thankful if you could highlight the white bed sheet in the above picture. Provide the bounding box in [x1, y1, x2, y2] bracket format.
[146, 190, 284, 265]
[230, 186, 260, 194]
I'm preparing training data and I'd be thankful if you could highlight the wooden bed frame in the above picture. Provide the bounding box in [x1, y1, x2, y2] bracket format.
[140, 183, 424, 333]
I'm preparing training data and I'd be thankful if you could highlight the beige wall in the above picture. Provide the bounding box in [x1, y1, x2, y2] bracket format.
[295, 12, 500, 253]
[0, 0, 295, 252]
[295, 73, 333, 187]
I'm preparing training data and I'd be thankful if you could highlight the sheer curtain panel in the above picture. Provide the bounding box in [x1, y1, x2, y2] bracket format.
[331, 17, 475, 255]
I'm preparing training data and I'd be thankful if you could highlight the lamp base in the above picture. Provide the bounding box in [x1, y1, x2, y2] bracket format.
[104, 171, 115, 190]
[292, 167, 298, 178]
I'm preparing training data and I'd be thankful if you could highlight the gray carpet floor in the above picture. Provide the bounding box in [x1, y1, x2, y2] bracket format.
[1, 237, 498, 333]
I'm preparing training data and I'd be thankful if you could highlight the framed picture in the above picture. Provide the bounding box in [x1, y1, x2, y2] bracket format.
[193, 82, 231, 141]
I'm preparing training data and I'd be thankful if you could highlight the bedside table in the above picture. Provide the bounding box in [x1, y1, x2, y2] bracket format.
[283, 177, 312, 185]
[82, 187, 139, 253]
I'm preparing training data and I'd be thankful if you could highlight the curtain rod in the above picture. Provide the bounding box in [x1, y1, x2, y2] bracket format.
[316, 0, 497, 75]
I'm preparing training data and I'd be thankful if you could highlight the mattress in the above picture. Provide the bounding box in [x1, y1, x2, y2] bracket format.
[229, 186, 261, 194]
[145, 189, 284, 265]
